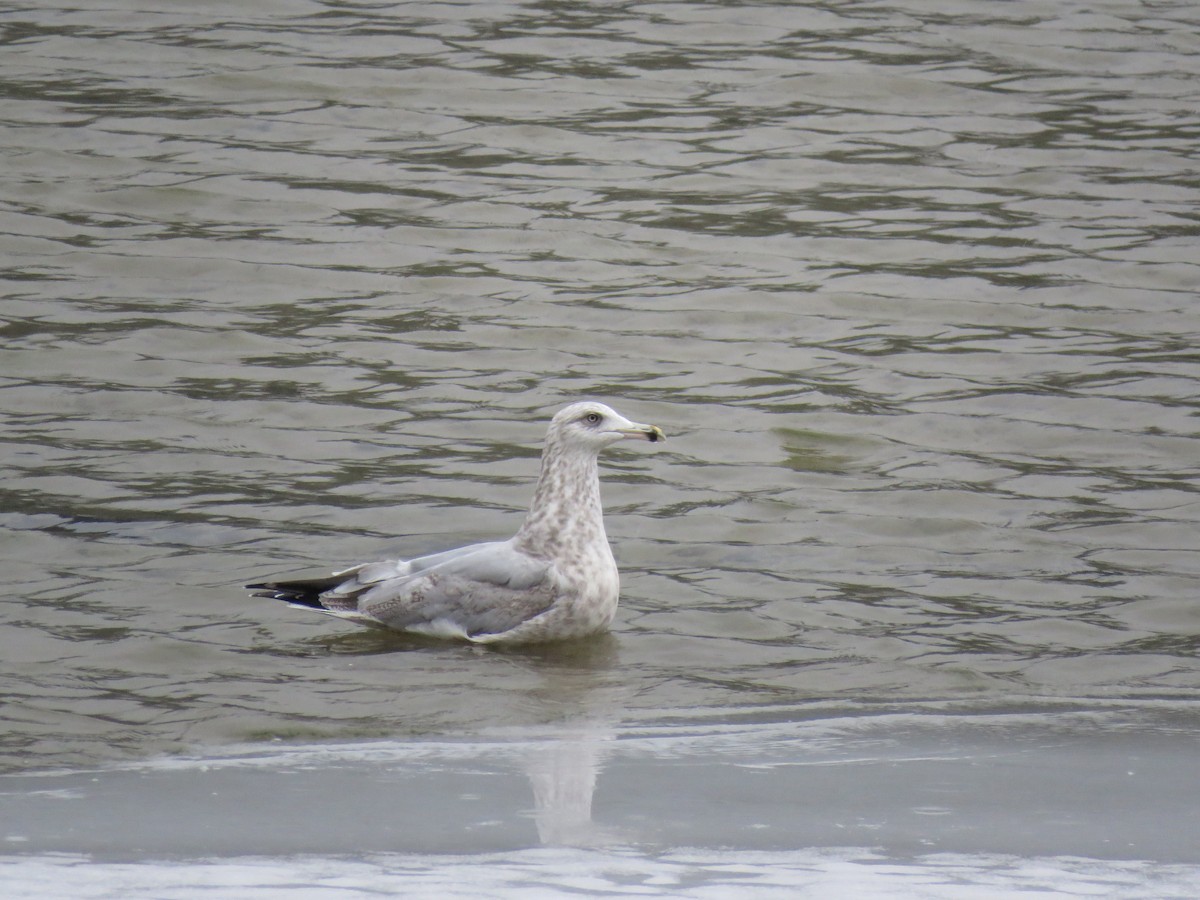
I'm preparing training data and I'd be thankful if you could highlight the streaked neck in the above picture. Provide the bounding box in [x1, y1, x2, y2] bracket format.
[515, 439, 606, 558]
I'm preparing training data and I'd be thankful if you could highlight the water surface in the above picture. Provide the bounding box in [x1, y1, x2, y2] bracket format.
[2, 0, 1198, 894]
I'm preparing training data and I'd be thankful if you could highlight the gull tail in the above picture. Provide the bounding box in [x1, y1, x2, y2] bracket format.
[246, 574, 344, 610]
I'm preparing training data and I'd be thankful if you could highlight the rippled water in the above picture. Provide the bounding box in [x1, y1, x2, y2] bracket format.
[3, 0, 1199, 894]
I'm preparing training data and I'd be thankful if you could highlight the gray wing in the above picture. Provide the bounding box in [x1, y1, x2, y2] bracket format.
[328, 541, 506, 592]
[325, 540, 556, 638]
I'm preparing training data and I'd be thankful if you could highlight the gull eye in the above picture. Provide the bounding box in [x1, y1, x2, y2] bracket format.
[583, 412, 602, 425]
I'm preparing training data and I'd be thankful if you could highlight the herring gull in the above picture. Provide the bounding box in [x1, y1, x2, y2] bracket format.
[247, 401, 665, 644]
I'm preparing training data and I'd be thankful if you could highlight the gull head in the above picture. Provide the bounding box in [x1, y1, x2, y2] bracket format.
[547, 401, 666, 452]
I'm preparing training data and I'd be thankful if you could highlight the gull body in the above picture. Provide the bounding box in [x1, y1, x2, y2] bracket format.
[247, 402, 664, 644]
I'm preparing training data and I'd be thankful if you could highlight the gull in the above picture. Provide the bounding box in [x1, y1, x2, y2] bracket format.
[247, 401, 665, 644]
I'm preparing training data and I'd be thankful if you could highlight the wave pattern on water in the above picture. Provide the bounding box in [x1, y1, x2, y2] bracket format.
[1, 0, 1198, 782]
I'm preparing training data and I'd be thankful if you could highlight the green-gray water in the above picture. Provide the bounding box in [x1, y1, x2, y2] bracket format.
[2, 1, 1198, 895]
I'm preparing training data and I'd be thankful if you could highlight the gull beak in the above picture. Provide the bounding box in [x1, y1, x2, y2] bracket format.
[617, 422, 666, 443]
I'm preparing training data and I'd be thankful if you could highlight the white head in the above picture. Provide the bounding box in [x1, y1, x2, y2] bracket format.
[546, 401, 665, 451]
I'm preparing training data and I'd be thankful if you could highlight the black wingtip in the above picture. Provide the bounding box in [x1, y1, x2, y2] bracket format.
[247, 588, 293, 601]
[245, 575, 345, 610]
